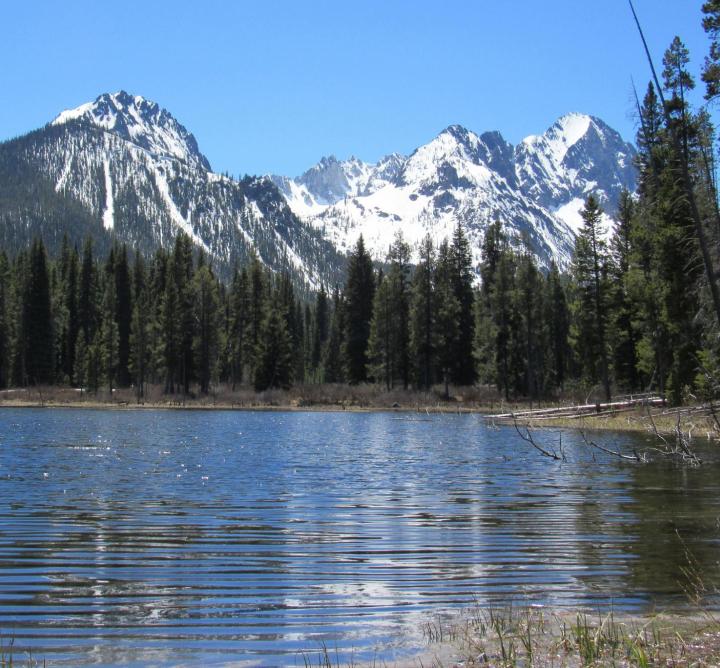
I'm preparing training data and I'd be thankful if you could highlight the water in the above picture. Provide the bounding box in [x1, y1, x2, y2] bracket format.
[0, 408, 718, 666]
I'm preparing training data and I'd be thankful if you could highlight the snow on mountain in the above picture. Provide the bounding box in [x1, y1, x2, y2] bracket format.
[276, 114, 637, 270]
[2, 92, 635, 288]
[2, 91, 344, 288]
[52, 91, 211, 171]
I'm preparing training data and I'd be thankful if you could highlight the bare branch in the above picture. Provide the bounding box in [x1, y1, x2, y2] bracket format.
[579, 427, 645, 462]
[512, 417, 562, 461]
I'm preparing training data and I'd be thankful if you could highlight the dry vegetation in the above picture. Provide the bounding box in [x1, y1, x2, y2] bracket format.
[410, 605, 720, 668]
[0, 383, 500, 413]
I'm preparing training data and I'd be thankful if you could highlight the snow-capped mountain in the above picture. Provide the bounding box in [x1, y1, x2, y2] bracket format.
[274, 114, 636, 269]
[51, 91, 211, 171]
[0, 92, 635, 287]
[0, 92, 344, 288]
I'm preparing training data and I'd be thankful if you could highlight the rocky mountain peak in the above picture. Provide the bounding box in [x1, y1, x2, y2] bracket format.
[52, 91, 211, 171]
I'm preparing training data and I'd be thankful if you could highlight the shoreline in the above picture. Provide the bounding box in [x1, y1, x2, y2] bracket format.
[1, 389, 718, 438]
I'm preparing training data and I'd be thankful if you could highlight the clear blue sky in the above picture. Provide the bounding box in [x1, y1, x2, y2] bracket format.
[0, 1, 709, 177]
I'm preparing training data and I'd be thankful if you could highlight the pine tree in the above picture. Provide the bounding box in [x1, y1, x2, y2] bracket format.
[253, 303, 293, 391]
[9, 251, 28, 386]
[129, 254, 149, 401]
[161, 268, 180, 394]
[449, 223, 477, 385]
[78, 237, 98, 345]
[310, 284, 329, 380]
[343, 235, 375, 384]
[62, 242, 80, 383]
[193, 265, 221, 395]
[514, 251, 544, 398]
[323, 286, 346, 384]
[367, 270, 393, 388]
[475, 221, 505, 389]
[228, 267, 249, 389]
[609, 190, 639, 391]
[545, 262, 570, 394]
[74, 330, 88, 394]
[99, 277, 119, 394]
[172, 234, 196, 396]
[435, 240, 461, 399]
[24, 239, 54, 385]
[571, 194, 611, 401]
[387, 233, 411, 388]
[409, 235, 436, 390]
[367, 233, 411, 389]
[244, 252, 266, 376]
[114, 244, 133, 387]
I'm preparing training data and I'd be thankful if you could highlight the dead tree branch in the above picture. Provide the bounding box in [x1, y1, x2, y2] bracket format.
[513, 417, 563, 461]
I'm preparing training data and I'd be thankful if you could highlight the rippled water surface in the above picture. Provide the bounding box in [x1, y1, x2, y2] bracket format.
[0, 408, 719, 665]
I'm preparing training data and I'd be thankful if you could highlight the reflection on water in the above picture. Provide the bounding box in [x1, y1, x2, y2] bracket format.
[0, 408, 718, 665]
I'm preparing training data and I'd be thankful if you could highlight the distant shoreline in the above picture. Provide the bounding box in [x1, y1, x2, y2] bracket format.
[1, 389, 716, 439]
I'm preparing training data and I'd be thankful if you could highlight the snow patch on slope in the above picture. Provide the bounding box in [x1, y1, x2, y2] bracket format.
[102, 156, 114, 230]
[153, 165, 209, 252]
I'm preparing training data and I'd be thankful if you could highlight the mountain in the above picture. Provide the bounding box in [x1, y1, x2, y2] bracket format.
[0, 93, 635, 286]
[273, 114, 636, 269]
[0, 92, 344, 288]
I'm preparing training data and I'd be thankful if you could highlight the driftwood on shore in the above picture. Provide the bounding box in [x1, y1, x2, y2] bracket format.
[488, 394, 665, 423]
[489, 394, 714, 466]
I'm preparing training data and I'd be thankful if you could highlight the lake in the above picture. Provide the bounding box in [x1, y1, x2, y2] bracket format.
[0, 408, 718, 666]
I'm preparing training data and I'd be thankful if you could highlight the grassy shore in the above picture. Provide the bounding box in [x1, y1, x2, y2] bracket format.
[0, 383, 507, 414]
[407, 605, 720, 668]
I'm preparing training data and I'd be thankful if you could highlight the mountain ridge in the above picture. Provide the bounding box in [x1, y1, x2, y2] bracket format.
[1, 92, 636, 284]
[1, 91, 345, 288]
[272, 113, 636, 269]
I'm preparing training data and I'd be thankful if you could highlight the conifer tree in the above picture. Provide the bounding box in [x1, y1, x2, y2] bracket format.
[129, 254, 150, 400]
[99, 277, 119, 394]
[172, 234, 196, 396]
[515, 251, 545, 398]
[367, 234, 411, 389]
[343, 235, 375, 384]
[193, 265, 221, 395]
[609, 190, 639, 391]
[9, 251, 28, 386]
[253, 303, 293, 391]
[435, 240, 461, 399]
[323, 286, 346, 384]
[310, 284, 329, 379]
[571, 194, 611, 401]
[244, 252, 266, 376]
[78, 237, 97, 345]
[161, 267, 180, 394]
[74, 330, 88, 394]
[367, 270, 393, 388]
[228, 267, 249, 389]
[387, 233, 411, 388]
[409, 235, 436, 390]
[545, 262, 570, 393]
[61, 242, 79, 383]
[449, 223, 477, 385]
[24, 239, 54, 385]
[114, 244, 133, 387]
[475, 221, 505, 389]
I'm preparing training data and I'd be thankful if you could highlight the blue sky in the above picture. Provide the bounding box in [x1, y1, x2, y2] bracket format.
[1, 1, 709, 176]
